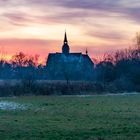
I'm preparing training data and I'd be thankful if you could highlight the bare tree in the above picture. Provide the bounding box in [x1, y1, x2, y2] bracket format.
[135, 32, 140, 49]
[11, 52, 26, 67]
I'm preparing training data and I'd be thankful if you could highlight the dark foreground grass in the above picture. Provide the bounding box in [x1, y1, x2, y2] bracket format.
[0, 94, 140, 140]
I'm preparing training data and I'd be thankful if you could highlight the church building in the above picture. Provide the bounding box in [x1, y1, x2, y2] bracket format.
[46, 32, 94, 80]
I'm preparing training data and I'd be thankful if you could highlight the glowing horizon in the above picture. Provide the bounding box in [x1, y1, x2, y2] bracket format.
[0, 0, 140, 63]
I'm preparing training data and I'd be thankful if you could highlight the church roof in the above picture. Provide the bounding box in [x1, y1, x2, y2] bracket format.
[47, 53, 81, 63]
[47, 53, 93, 65]
[82, 54, 93, 65]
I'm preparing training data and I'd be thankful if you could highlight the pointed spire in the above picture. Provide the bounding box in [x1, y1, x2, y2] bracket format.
[64, 31, 68, 44]
[62, 30, 70, 55]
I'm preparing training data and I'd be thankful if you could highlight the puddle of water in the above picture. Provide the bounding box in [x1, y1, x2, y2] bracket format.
[0, 101, 27, 110]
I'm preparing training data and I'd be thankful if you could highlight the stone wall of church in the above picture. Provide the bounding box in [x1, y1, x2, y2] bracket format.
[46, 60, 94, 80]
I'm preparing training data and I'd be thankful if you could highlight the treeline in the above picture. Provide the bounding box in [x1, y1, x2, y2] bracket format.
[95, 47, 140, 92]
[95, 33, 140, 92]
[0, 33, 140, 96]
[0, 52, 47, 80]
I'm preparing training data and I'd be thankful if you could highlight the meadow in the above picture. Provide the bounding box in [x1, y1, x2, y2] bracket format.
[0, 94, 140, 140]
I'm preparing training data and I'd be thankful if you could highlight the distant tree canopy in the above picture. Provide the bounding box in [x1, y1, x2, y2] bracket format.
[0, 33, 140, 92]
[94, 32, 140, 92]
[0, 52, 46, 80]
[11, 52, 39, 67]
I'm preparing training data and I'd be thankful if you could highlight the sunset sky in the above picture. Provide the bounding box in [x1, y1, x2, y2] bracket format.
[0, 0, 140, 63]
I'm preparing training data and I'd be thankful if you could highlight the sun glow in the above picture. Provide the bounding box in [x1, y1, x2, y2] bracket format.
[0, 0, 139, 64]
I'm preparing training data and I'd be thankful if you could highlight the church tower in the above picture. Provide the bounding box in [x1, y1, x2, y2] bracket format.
[62, 32, 70, 55]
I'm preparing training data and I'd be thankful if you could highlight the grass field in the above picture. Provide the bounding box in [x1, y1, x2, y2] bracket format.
[0, 94, 140, 140]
